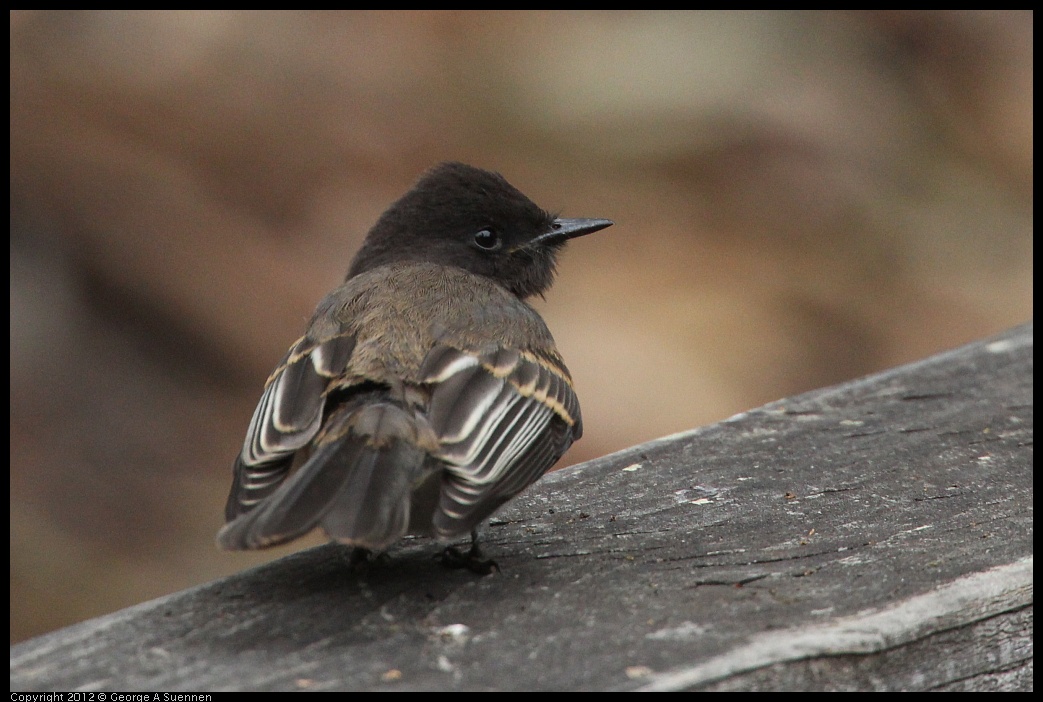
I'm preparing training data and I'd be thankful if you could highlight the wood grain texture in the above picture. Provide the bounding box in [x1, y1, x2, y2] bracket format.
[10, 323, 1032, 691]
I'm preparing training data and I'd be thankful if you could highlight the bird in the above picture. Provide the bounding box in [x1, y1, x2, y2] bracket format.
[217, 161, 612, 571]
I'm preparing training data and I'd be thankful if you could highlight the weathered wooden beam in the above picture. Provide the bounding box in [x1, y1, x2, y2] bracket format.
[10, 323, 1033, 691]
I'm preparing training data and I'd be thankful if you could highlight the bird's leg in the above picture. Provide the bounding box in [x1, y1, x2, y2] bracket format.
[340, 545, 390, 567]
[349, 546, 373, 566]
[439, 529, 499, 575]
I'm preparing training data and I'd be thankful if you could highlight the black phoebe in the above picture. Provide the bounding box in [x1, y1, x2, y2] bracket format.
[217, 162, 612, 568]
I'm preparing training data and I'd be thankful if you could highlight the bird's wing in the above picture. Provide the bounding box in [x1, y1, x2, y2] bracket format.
[223, 331, 357, 521]
[420, 345, 582, 538]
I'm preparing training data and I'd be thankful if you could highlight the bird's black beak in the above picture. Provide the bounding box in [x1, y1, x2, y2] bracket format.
[531, 218, 614, 247]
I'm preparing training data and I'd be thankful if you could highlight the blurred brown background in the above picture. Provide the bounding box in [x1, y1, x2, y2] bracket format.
[9, 11, 1032, 643]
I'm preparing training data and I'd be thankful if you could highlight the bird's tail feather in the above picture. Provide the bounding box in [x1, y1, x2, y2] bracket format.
[217, 398, 434, 551]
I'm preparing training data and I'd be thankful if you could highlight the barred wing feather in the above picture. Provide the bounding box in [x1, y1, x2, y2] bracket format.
[420, 345, 582, 537]
[224, 332, 356, 520]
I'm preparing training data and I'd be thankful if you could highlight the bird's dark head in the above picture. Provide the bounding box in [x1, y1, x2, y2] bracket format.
[347, 162, 612, 299]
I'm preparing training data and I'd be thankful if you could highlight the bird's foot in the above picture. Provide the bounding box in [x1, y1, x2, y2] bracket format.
[342, 546, 390, 568]
[439, 542, 499, 575]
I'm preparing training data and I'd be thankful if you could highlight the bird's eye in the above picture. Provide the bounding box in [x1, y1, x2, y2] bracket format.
[473, 229, 501, 251]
